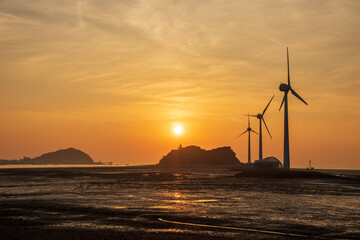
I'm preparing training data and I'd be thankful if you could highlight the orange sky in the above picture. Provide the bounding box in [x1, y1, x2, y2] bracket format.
[0, 0, 359, 168]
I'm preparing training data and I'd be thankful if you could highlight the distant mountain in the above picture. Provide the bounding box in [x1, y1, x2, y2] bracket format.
[0, 148, 95, 165]
[158, 145, 241, 166]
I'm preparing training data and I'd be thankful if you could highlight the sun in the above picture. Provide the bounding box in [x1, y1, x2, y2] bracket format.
[174, 125, 183, 135]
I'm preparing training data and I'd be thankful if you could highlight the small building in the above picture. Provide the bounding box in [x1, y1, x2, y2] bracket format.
[254, 156, 282, 169]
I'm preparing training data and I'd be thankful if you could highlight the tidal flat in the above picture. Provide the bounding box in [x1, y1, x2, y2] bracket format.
[0, 167, 359, 240]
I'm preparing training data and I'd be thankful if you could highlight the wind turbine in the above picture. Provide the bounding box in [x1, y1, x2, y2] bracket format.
[250, 95, 274, 161]
[235, 114, 258, 163]
[279, 47, 308, 170]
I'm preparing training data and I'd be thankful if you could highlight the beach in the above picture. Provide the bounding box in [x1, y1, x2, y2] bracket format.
[0, 166, 359, 239]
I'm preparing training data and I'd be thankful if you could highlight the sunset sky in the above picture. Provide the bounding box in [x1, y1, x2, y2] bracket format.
[0, 0, 359, 168]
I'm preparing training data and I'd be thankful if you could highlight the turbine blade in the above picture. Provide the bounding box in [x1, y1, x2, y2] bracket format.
[290, 88, 308, 105]
[287, 47, 291, 87]
[249, 115, 257, 117]
[235, 130, 248, 139]
[279, 93, 286, 111]
[248, 114, 250, 128]
[251, 129, 259, 135]
[262, 118, 272, 139]
[263, 95, 275, 115]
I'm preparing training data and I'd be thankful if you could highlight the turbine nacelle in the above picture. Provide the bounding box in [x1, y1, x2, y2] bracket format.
[256, 114, 262, 119]
[279, 83, 291, 92]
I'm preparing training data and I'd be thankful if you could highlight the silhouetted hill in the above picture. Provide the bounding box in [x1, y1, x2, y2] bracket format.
[158, 145, 241, 166]
[0, 148, 95, 165]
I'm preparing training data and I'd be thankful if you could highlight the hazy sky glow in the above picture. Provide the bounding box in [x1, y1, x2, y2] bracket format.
[0, 0, 359, 168]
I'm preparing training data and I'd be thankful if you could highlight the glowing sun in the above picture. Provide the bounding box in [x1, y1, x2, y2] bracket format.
[174, 126, 183, 135]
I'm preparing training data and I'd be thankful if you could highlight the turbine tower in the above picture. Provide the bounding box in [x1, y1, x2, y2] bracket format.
[250, 96, 274, 161]
[235, 114, 258, 163]
[279, 47, 308, 170]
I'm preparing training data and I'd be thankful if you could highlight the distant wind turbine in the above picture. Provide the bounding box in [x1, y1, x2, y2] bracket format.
[279, 47, 308, 170]
[249, 95, 274, 161]
[235, 114, 258, 163]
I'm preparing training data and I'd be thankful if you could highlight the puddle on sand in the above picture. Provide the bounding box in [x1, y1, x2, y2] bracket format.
[149, 205, 173, 209]
[162, 199, 218, 203]
[192, 199, 218, 203]
[167, 200, 187, 204]
[113, 206, 127, 209]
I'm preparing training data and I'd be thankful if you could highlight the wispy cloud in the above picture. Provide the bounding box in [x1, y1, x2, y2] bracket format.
[0, 0, 359, 117]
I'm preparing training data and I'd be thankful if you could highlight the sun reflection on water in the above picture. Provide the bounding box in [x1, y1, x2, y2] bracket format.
[192, 199, 218, 203]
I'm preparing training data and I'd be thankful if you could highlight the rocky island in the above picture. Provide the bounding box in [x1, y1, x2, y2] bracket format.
[158, 145, 241, 167]
[0, 148, 96, 165]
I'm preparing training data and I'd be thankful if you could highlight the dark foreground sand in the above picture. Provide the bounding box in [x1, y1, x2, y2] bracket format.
[0, 167, 359, 239]
[0, 228, 237, 240]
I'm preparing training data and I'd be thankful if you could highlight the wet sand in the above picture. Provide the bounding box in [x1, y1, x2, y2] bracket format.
[0, 167, 359, 239]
